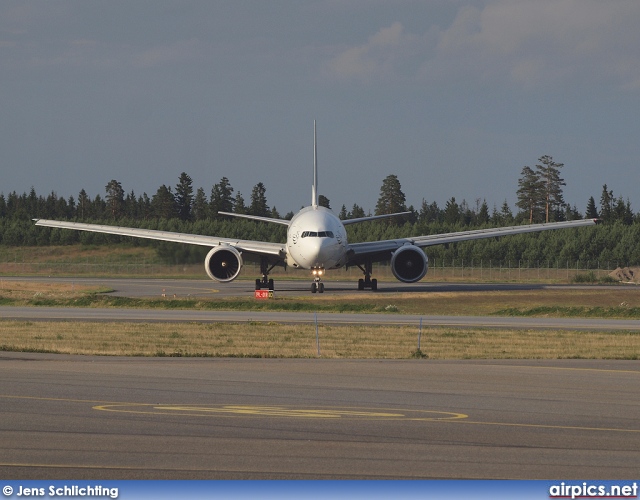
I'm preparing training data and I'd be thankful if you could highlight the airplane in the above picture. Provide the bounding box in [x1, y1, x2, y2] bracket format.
[34, 122, 598, 293]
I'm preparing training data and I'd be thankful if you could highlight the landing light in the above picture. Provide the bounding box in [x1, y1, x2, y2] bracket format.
[312, 268, 324, 276]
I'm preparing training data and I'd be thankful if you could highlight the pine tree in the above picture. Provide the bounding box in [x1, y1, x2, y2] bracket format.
[339, 204, 348, 220]
[564, 204, 582, 221]
[419, 199, 441, 224]
[535, 155, 565, 222]
[599, 184, 614, 222]
[375, 174, 406, 215]
[105, 179, 125, 219]
[91, 194, 106, 219]
[585, 196, 599, 219]
[318, 195, 331, 209]
[349, 204, 365, 219]
[443, 197, 460, 225]
[614, 196, 634, 225]
[500, 200, 514, 224]
[77, 189, 90, 220]
[174, 172, 194, 221]
[27, 187, 39, 217]
[516, 165, 544, 223]
[151, 185, 177, 219]
[477, 199, 490, 225]
[124, 190, 138, 218]
[459, 199, 473, 226]
[138, 193, 152, 220]
[248, 182, 269, 216]
[192, 187, 209, 221]
[233, 191, 246, 214]
[210, 177, 234, 217]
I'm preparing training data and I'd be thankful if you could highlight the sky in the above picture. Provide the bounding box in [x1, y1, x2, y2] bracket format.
[1, 0, 639, 216]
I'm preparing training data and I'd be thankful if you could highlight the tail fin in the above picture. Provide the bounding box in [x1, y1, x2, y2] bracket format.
[312, 120, 318, 208]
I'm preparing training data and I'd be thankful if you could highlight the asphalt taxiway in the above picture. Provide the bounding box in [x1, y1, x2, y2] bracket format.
[1, 354, 638, 479]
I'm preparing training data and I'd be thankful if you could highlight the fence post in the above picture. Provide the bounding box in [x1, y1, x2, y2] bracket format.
[315, 312, 321, 357]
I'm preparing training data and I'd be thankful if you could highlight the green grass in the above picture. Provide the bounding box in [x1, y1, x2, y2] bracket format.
[495, 306, 640, 319]
[19, 294, 387, 313]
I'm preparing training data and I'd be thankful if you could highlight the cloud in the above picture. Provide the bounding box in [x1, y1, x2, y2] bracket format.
[327, 21, 429, 81]
[130, 39, 202, 68]
[435, 0, 640, 89]
[0, 2, 205, 71]
[327, 0, 640, 91]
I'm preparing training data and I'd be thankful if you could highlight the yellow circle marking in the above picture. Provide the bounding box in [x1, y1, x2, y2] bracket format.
[2, 395, 636, 433]
[92, 403, 468, 421]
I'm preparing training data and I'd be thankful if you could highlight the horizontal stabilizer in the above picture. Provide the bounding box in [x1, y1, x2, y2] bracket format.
[217, 211, 292, 226]
[342, 211, 412, 226]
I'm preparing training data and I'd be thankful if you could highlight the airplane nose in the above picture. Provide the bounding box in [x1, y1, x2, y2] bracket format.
[305, 237, 336, 266]
[308, 237, 325, 256]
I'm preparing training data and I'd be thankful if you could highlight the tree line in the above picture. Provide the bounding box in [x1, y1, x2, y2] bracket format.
[1, 157, 640, 266]
[515, 155, 634, 224]
[2, 163, 636, 225]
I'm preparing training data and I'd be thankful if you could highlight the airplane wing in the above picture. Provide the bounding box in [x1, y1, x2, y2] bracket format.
[217, 210, 413, 226]
[33, 219, 286, 258]
[346, 219, 598, 263]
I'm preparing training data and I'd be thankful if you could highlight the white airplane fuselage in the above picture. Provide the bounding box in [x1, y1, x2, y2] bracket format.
[285, 206, 348, 271]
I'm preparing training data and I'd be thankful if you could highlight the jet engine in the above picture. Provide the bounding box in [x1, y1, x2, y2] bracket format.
[205, 246, 243, 282]
[390, 245, 428, 283]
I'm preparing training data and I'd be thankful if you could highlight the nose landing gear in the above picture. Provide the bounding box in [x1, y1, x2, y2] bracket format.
[311, 267, 325, 293]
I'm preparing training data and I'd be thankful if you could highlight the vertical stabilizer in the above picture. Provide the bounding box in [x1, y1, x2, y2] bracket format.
[312, 120, 318, 208]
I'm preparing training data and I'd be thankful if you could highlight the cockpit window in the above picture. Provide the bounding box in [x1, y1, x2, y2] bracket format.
[301, 231, 334, 238]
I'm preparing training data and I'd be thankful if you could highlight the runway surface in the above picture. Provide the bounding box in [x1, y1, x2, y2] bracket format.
[1, 354, 639, 479]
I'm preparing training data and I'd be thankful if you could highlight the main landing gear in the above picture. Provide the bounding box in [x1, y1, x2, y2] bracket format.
[255, 257, 276, 291]
[311, 267, 325, 293]
[356, 261, 378, 291]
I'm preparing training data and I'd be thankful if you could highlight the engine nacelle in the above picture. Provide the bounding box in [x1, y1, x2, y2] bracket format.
[205, 246, 243, 282]
[390, 245, 428, 283]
